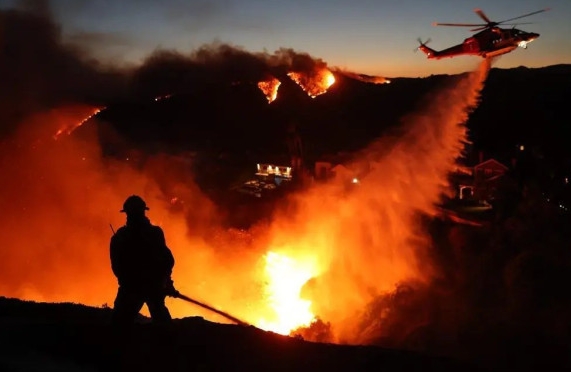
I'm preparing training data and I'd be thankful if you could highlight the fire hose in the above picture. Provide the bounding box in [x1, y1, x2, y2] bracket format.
[168, 290, 251, 327]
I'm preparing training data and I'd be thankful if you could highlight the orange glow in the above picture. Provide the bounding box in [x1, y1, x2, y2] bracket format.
[287, 68, 335, 98]
[257, 77, 281, 103]
[1, 60, 491, 343]
[334, 69, 390, 84]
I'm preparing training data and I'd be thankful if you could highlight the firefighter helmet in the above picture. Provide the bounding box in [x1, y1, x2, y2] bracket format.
[120, 195, 149, 213]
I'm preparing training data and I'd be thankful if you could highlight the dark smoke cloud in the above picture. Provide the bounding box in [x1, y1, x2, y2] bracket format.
[0, 2, 336, 139]
[65, 30, 135, 53]
[130, 45, 331, 98]
[13, 0, 51, 17]
[0, 4, 128, 137]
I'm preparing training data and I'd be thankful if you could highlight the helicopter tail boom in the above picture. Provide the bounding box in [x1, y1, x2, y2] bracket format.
[416, 38, 438, 59]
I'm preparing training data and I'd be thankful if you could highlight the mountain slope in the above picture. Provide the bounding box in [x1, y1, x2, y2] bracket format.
[0, 297, 484, 372]
[89, 64, 571, 162]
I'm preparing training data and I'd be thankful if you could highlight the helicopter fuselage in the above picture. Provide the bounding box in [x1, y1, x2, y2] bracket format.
[418, 27, 539, 59]
[417, 7, 547, 61]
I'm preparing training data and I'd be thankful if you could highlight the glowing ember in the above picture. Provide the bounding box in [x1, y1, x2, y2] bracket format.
[53, 107, 104, 140]
[257, 251, 317, 335]
[257, 78, 281, 103]
[154, 94, 173, 102]
[287, 69, 335, 98]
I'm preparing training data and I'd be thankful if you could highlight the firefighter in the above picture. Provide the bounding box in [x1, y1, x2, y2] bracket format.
[110, 195, 176, 325]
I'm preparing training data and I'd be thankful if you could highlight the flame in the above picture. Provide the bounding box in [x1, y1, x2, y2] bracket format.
[257, 78, 281, 103]
[53, 107, 104, 140]
[257, 251, 319, 334]
[287, 68, 335, 98]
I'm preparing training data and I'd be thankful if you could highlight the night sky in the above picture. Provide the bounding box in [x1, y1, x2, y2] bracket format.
[2, 0, 570, 77]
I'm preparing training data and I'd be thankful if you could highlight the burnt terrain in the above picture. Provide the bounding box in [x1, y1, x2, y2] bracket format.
[0, 296, 483, 372]
[90, 64, 571, 165]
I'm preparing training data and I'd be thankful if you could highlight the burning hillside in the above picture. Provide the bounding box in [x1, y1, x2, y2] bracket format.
[287, 68, 336, 98]
[53, 107, 106, 140]
[0, 57, 491, 343]
[257, 67, 337, 103]
[1, 4, 490, 337]
[257, 77, 281, 103]
[131, 45, 347, 103]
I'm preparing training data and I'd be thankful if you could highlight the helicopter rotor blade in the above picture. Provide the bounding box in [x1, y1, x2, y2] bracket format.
[431, 8, 548, 33]
[474, 8, 492, 24]
[502, 22, 535, 26]
[496, 8, 550, 24]
[469, 22, 534, 32]
[433, 22, 486, 27]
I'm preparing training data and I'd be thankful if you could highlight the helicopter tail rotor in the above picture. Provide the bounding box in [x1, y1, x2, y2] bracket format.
[414, 37, 432, 52]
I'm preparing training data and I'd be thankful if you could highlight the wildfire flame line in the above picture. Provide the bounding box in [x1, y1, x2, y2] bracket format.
[53, 107, 105, 140]
[257, 78, 281, 103]
[287, 69, 336, 98]
[256, 68, 336, 103]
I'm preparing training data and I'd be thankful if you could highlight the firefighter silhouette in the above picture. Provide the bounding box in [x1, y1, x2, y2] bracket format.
[110, 195, 175, 325]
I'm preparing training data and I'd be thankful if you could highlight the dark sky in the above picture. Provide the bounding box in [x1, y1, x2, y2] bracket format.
[1, 0, 569, 77]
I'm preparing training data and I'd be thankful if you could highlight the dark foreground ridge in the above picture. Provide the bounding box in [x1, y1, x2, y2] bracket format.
[0, 296, 484, 372]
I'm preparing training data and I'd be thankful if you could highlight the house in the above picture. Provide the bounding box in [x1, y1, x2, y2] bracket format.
[256, 163, 292, 180]
[234, 163, 292, 198]
[454, 158, 510, 202]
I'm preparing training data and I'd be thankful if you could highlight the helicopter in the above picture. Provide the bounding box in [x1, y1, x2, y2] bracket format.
[416, 8, 549, 59]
